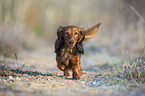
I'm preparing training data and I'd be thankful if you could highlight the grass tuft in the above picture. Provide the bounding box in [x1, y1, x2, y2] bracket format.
[88, 47, 145, 89]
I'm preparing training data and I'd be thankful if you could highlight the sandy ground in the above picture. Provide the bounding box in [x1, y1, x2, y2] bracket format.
[0, 40, 144, 96]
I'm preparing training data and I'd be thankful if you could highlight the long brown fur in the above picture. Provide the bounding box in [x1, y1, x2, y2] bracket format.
[55, 23, 101, 80]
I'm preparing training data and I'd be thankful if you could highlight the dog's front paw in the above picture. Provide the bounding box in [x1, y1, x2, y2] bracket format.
[64, 71, 70, 77]
[73, 75, 80, 80]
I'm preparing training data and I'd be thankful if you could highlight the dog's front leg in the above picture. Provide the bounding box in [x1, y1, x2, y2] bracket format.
[71, 56, 81, 80]
[64, 66, 70, 77]
[63, 60, 70, 77]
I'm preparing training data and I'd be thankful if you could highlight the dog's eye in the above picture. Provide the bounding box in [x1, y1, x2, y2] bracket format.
[75, 32, 78, 35]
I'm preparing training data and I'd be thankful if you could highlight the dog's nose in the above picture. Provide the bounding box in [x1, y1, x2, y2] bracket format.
[69, 40, 74, 44]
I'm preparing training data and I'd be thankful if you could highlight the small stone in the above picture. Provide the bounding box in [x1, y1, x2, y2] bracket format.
[81, 81, 85, 84]
[92, 82, 96, 85]
[47, 78, 51, 81]
[9, 76, 13, 79]
[16, 77, 21, 80]
[34, 77, 37, 79]
[9, 81, 13, 83]
[82, 71, 88, 74]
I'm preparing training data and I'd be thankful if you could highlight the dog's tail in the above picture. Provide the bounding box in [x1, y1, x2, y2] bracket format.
[84, 23, 101, 40]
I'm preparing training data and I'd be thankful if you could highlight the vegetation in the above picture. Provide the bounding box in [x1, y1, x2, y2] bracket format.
[0, 0, 145, 95]
[88, 48, 145, 90]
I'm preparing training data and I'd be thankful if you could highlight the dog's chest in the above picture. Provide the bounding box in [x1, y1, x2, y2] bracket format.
[59, 48, 77, 61]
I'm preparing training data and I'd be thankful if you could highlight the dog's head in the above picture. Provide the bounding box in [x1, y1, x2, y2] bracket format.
[57, 26, 84, 53]
[56, 23, 101, 54]
[57, 26, 84, 48]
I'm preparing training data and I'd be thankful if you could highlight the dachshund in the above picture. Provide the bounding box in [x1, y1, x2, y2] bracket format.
[55, 23, 101, 80]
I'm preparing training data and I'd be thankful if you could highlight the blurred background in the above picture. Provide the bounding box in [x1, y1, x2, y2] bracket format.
[0, 0, 145, 57]
[0, 1, 145, 95]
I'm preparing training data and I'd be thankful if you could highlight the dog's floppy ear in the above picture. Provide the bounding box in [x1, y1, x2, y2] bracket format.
[76, 29, 85, 54]
[85, 23, 101, 40]
[57, 25, 64, 42]
[55, 26, 64, 55]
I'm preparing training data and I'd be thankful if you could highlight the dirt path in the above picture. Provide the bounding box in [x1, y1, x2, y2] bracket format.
[0, 41, 138, 96]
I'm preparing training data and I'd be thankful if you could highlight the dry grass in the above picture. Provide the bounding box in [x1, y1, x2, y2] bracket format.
[88, 47, 145, 91]
[123, 48, 145, 83]
[0, 25, 26, 57]
[0, 0, 144, 57]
